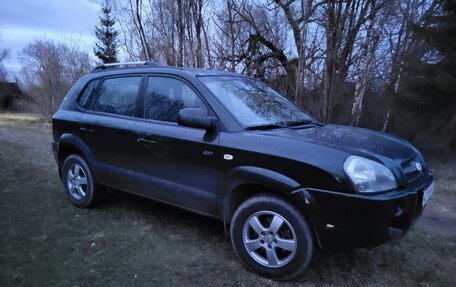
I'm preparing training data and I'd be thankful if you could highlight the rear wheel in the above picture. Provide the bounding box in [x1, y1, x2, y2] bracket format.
[62, 154, 102, 207]
[230, 194, 313, 280]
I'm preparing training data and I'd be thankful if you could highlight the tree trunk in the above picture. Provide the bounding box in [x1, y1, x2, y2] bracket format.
[133, 0, 151, 60]
[194, 0, 204, 68]
[202, 22, 212, 68]
[177, 0, 184, 67]
[351, 7, 380, 126]
[382, 62, 403, 132]
[227, 0, 236, 72]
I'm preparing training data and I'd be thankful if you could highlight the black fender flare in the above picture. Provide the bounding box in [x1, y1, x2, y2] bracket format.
[219, 166, 300, 222]
[218, 165, 322, 246]
[57, 133, 97, 177]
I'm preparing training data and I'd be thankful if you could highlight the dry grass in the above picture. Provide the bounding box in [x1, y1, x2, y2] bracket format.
[0, 112, 42, 124]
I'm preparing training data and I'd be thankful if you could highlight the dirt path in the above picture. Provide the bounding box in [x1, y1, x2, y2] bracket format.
[1, 117, 455, 286]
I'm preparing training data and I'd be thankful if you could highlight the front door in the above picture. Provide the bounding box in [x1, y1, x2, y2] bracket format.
[133, 76, 219, 214]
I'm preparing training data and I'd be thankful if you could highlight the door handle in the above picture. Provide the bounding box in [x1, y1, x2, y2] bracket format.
[137, 137, 157, 148]
[80, 127, 94, 134]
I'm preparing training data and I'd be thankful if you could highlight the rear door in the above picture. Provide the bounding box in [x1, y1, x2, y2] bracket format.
[79, 75, 144, 191]
[133, 75, 220, 214]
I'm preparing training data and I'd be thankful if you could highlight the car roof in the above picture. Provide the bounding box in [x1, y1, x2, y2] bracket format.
[89, 61, 240, 78]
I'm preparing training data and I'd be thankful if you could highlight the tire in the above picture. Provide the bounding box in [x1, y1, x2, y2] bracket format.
[230, 194, 314, 280]
[61, 154, 102, 207]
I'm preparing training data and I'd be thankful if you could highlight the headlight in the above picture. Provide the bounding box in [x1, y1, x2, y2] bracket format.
[343, 155, 397, 193]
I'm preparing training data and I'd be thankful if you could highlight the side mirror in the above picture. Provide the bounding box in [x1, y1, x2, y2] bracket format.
[177, 108, 217, 130]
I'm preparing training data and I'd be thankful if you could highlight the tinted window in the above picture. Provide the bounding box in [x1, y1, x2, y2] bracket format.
[93, 77, 142, 117]
[78, 79, 100, 108]
[144, 77, 206, 122]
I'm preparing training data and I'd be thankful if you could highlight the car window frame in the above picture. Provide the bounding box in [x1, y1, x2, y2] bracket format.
[75, 78, 103, 111]
[85, 74, 146, 120]
[137, 73, 223, 130]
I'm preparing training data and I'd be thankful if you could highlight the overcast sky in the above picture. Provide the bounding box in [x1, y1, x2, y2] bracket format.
[0, 0, 100, 78]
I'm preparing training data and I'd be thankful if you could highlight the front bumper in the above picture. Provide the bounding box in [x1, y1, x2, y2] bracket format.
[291, 170, 433, 250]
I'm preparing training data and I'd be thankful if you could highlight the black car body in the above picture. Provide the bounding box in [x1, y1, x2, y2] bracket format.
[52, 62, 434, 280]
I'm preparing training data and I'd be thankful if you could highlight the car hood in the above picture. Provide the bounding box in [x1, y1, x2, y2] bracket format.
[251, 124, 417, 163]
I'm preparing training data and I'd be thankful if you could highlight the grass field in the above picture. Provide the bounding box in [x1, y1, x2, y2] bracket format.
[0, 113, 455, 286]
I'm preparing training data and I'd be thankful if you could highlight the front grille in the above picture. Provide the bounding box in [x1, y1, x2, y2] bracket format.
[401, 155, 423, 183]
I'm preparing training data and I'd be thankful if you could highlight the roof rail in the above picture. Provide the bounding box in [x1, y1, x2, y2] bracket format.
[91, 61, 162, 72]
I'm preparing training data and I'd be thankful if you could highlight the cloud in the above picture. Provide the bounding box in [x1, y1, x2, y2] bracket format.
[0, 0, 99, 34]
[0, 0, 100, 76]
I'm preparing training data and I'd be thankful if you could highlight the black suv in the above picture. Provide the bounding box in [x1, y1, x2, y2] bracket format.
[52, 61, 434, 280]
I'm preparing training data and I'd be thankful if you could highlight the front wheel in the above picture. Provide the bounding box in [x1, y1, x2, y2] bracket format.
[230, 194, 314, 280]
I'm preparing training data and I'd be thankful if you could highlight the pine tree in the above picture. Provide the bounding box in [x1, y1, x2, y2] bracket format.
[397, 0, 456, 154]
[94, 1, 119, 64]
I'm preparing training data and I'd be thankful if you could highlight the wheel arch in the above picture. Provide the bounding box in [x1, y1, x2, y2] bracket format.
[57, 134, 96, 178]
[219, 166, 300, 224]
[219, 166, 324, 248]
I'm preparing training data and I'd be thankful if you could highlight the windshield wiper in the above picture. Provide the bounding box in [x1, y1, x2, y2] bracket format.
[245, 123, 286, 130]
[245, 119, 319, 130]
[283, 119, 315, 127]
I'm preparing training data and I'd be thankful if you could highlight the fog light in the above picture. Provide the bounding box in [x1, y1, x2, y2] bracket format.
[394, 200, 405, 217]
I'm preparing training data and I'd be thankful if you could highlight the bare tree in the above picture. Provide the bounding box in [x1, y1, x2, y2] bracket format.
[351, 1, 389, 125]
[321, 0, 379, 122]
[213, 0, 250, 72]
[133, 0, 152, 60]
[233, 1, 300, 98]
[19, 39, 92, 120]
[114, 0, 212, 67]
[190, 0, 205, 67]
[0, 46, 9, 81]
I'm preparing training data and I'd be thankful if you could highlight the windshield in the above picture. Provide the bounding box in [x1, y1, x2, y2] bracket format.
[199, 76, 314, 128]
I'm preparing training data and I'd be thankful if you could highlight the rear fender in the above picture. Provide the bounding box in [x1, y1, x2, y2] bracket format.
[57, 133, 97, 178]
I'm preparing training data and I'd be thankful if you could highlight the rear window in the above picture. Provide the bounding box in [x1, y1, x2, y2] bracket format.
[78, 79, 100, 108]
[93, 76, 142, 117]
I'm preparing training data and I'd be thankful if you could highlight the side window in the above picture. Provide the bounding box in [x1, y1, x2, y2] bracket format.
[144, 77, 206, 122]
[78, 79, 100, 108]
[93, 76, 142, 117]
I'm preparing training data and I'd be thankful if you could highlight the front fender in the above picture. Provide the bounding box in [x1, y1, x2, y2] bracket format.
[224, 166, 300, 192]
[218, 166, 300, 220]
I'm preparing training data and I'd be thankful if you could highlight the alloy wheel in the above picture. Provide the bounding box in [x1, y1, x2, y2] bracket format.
[242, 211, 297, 268]
[66, 163, 88, 200]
